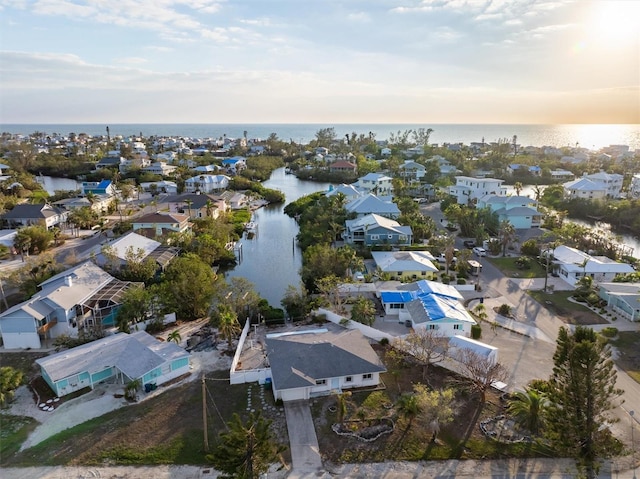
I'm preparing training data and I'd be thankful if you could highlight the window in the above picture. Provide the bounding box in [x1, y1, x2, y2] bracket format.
[428, 324, 436, 330]
[370, 234, 379, 240]
[453, 324, 461, 330]
[315, 379, 326, 385]
[345, 376, 352, 383]
[362, 374, 372, 380]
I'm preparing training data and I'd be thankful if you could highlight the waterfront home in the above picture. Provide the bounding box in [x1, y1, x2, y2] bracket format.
[36, 331, 190, 398]
[81, 180, 117, 197]
[168, 192, 227, 219]
[551, 245, 635, 287]
[378, 280, 476, 336]
[54, 196, 112, 214]
[1, 203, 68, 230]
[598, 282, 640, 322]
[371, 250, 438, 281]
[221, 156, 246, 174]
[449, 176, 508, 205]
[328, 160, 357, 174]
[476, 195, 542, 228]
[353, 173, 394, 196]
[216, 190, 249, 210]
[507, 164, 541, 176]
[562, 177, 607, 200]
[184, 174, 230, 194]
[343, 214, 412, 247]
[96, 155, 124, 171]
[583, 171, 623, 198]
[345, 193, 401, 219]
[266, 328, 385, 401]
[325, 183, 363, 200]
[132, 212, 191, 238]
[0, 261, 139, 349]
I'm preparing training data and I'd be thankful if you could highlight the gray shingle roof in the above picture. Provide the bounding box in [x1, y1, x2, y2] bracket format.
[266, 329, 385, 390]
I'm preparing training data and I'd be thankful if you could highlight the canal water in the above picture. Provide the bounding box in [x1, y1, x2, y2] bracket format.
[226, 168, 331, 307]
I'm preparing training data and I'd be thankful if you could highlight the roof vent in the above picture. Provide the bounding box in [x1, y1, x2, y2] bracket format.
[64, 276, 72, 287]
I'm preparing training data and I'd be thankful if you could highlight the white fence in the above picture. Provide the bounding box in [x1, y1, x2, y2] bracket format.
[315, 308, 394, 342]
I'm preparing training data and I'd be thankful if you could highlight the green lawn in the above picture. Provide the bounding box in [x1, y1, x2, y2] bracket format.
[487, 256, 547, 278]
[527, 290, 608, 325]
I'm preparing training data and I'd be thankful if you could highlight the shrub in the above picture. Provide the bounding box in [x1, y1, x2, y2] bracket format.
[520, 239, 540, 257]
[498, 304, 512, 316]
[379, 337, 389, 346]
[514, 257, 531, 270]
[601, 327, 618, 338]
[457, 278, 466, 285]
[471, 324, 482, 339]
[441, 277, 450, 285]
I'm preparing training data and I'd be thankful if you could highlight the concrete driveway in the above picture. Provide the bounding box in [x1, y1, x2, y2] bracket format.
[283, 400, 323, 478]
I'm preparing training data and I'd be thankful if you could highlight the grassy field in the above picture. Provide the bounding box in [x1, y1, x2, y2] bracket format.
[487, 256, 547, 278]
[527, 290, 608, 325]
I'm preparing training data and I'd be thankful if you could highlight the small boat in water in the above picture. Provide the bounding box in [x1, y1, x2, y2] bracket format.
[245, 221, 257, 234]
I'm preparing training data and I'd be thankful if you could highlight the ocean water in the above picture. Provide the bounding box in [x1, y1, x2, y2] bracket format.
[2, 123, 639, 150]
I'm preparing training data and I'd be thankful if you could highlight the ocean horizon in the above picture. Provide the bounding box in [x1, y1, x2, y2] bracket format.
[2, 123, 639, 150]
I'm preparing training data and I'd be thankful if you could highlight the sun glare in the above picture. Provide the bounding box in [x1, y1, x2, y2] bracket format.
[588, 0, 640, 45]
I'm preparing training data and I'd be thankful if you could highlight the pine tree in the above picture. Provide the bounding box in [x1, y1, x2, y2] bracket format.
[545, 326, 623, 478]
[208, 411, 285, 479]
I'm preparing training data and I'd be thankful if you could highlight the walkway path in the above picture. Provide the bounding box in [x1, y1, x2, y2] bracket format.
[283, 400, 323, 477]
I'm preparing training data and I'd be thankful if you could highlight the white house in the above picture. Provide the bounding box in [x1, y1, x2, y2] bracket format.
[184, 174, 230, 194]
[354, 173, 394, 195]
[551, 245, 635, 287]
[449, 176, 508, 205]
[265, 328, 386, 402]
[564, 171, 623, 199]
[378, 280, 476, 336]
[143, 162, 177, 176]
[562, 178, 607, 200]
[325, 183, 363, 200]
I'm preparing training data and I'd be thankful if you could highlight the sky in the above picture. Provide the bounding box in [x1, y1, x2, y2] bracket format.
[0, 0, 638, 124]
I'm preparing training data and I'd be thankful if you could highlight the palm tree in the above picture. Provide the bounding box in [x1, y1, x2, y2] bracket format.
[507, 388, 548, 435]
[216, 308, 241, 350]
[514, 181, 523, 196]
[167, 330, 182, 345]
[498, 220, 516, 257]
[184, 199, 193, 218]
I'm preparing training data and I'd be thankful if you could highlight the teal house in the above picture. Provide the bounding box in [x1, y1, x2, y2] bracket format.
[36, 331, 190, 397]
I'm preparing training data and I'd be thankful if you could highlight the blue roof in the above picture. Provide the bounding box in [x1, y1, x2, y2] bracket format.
[222, 156, 246, 165]
[97, 179, 112, 189]
[380, 291, 414, 303]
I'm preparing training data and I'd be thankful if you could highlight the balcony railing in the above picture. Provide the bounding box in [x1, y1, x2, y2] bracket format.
[37, 318, 58, 334]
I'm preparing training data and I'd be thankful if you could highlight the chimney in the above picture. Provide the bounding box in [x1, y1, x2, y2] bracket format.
[64, 276, 72, 287]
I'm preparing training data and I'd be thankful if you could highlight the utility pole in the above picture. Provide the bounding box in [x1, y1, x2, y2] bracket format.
[202, 373, 209, 452]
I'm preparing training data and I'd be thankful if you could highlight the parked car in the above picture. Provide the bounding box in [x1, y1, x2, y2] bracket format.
[473, 246, 487, 257]
[436, 253, 458, 263]
[463, 240, 476, 249]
